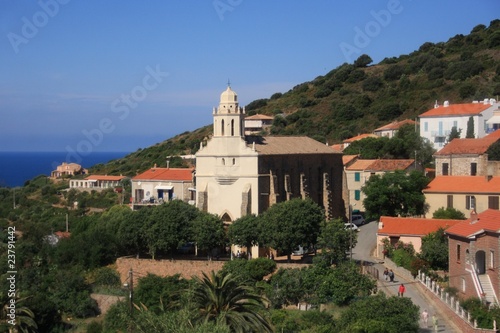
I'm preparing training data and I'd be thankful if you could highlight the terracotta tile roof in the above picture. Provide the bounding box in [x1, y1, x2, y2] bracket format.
[342, 154, 359, 166]
[423, 176, 500, 194]
[378, 216, 462, 236]
[367, 159, 415, 171]
[346, 159, 414, 171]
[435, 131, 500, 155]
[85, 175, 126, 181]
[445, 209, 500, 238]
[374, 119, 418, 132]
[54, 231, 71, 239]
[245, 114, 274, 120]
[253, 136, 340, 155]
[133, 168, 194, 181]
[330, 143, 343, 152]
[419, 103, 490, 118]
[344, 133, 378, 143]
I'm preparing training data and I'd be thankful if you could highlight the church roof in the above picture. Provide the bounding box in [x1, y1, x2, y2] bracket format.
[133, 168, 194, 181]
[251, 136, 339, 155]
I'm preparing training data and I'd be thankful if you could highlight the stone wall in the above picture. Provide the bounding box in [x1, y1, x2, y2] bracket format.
[115, 257, 306, 285]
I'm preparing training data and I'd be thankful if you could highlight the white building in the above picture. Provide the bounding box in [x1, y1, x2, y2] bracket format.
[419, 99, 498, 150]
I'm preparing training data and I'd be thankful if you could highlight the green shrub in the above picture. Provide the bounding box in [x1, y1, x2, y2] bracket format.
[392, 249, 414, 269]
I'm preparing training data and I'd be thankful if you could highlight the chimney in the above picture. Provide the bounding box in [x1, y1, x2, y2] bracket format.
[470, 210, 479, 224]
[486, 175, 493, 182]
[443, 101, 450, 107]
[378, 221, 384, 229]
[153, 163, 157, 168]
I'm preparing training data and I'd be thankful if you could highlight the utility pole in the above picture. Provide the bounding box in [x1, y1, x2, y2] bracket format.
[127, 268, 134, 332]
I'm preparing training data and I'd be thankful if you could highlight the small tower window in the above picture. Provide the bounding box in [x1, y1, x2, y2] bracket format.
[221, 119, 225, 136]
[231, 120, 235, 136]
[232, 158, 235, 165]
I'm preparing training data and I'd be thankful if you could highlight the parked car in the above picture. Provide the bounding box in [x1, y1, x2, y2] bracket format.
[178, 242, 195, 254]
[351, 214, 365, 226]
[344, 223, 360, 232]
[292, 245, 313, 256]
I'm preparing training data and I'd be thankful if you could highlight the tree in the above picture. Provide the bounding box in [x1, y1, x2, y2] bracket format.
[191, 271, 273, 333]
[134, 274, 189, 312]
[362, 170, 429, 220]
[466, 116, 475, 138]
[261, 199, 324, 262]
[191, 212, 225, 257]
[316, 218, 355, 266]
[486, 141, 500, 161]
[448, 126, 462, 142]
[432, 207, 466, 220]
[354, 54, 373, 68]
[337, 292, 420, 333]
[228, 215, 261, 259]
[1, 293, 37, 333]
[420, 228, 449, 270]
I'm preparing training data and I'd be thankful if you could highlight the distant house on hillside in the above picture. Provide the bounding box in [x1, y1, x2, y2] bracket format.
[51, 162, 87, 178]
[419, 99, 498, 150]
[433, 129, 500, 177]
[446, 209, 500, 305]
[423, 176, 500, 217]
[376, 216, 461, 258]
[373, 119, 418, 138]
[69, 175, 126, 191]
[131, 167, 195, 209]
[335, 133, 377, 151]
[244, 114, 274, 135]
[345, 158, 418, 212]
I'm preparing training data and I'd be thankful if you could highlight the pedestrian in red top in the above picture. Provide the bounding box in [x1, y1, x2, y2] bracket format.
[398, 283, 406, 297]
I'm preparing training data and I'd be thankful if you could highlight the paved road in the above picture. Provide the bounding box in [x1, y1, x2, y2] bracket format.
[352, 221, 460, 333]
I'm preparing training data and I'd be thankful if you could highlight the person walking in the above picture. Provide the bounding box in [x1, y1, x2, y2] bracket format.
[383, 268, 389, 281]
[421, 309, 429, 328]
[389, 269, 395, 282]
[398, 283, 406, 297]
[432, 314, 438, 332]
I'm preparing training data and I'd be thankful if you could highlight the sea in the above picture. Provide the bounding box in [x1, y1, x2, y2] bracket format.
[0, 151, 130, 188]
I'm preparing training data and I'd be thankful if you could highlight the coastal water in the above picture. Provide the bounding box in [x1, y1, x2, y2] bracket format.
[0, 151, 129, 188]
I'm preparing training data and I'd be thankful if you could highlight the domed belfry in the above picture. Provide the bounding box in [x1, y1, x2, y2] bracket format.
[213, 86, 245, 137]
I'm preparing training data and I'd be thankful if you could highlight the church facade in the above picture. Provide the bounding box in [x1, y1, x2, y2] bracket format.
[195, 86, 346, 228]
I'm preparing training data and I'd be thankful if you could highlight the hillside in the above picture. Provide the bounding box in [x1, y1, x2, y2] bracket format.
[91, 20, 500, 176]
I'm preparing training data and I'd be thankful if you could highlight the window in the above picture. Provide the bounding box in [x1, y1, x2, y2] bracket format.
[355, 190, 361, 201]
[442, 163, 449, 176]
[424, 122, 428, 132]
[466, 196, 476, 210]
[490, 250, 495, 269]
[462, 277, 466, 292]
[354, 172, 360, 182]
[231, 119, 235, 136]
[447, 195, 453, 208]
[221, 119, 225, 136]
[488, 196, 499, 210]
[453, 121, 458, 129]
[471, 163, 477, 176]
[457, 244, 461, 261]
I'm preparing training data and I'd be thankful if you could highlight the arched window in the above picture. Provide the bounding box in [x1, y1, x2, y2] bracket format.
[221, 119, 225, 136]
[232, 158, 235, 165]
[231, 119, 235, 136]
[222, 158, 225, 165]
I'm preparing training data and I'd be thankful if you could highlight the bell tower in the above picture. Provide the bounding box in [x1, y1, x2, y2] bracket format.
[213, 85, 245, 137]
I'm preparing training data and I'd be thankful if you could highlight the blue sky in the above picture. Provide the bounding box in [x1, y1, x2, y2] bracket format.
[1, 0, 499, 153]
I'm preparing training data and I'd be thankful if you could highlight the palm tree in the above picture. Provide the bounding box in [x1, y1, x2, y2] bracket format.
[191, 271, 273, 333]
[1, 293, 37, 333]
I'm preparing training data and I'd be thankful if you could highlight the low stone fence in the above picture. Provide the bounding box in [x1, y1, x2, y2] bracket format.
[418, 271, 498, 333]
[115, 257, 306, 285]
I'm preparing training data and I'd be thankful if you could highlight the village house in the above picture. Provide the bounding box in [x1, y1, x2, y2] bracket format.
[345, 158, 417, 212]
[419, 99, 498, 150]
[423, 176, 500, 217]
[195, 86, 346, 257]
[130, 167, 195, 209]
[446, 209, 500, 305]
[373, 119, 418, 138]
[51, 162, 87, 178]
[69, 175, 126, 191]
[376, 216, 461, 258]
[433, 129, 500, 177]
[244, 113, 274, 135]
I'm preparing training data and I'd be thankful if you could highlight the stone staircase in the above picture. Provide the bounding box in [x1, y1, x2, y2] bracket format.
[478, 274, 498, 305]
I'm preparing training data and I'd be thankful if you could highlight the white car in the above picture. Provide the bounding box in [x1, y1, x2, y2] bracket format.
[345, 223, 360, 232]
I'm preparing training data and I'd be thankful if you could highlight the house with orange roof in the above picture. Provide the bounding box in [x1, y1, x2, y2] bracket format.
[376, 216, 462, 258]
[373, 119, 418, 138]
[445, 209, 500, 304]
[434, 130, 500, 177]
[131, 167, 195, 209]
[419, 99, 499, 150]
[345, 158, 417, 212]
[244, 113, 274, 135]
[342, 133, 378, 150]
[69, 175, 126, 191]
[423, 176, 500, 217]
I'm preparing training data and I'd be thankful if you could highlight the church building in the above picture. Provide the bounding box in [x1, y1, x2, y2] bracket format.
[195, 86, 347, 235]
